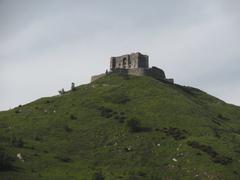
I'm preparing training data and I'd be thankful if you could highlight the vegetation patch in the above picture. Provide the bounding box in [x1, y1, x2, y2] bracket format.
[187, 141, 233, 165]
[162, 127, 188, 140]
[119, 73, 130, 80]
[15, 109, 22, 114]
[70, 114, 77, 120]
[212, 119, 222, 126]
[217, 114, 230, 121]
[113, 112, 126, 123]
[54, 155, 72, 163]
[0, 149, 14, 171]
[92, 171, 105, 180]
[97, 106, 114, 118]
[1, 73, 240, 179]
[11, 137, 24, 148]
[212, 128, 221, 138]
[104, 93, 130, 104]
[45, 100, 51, 104]
[64, 125, 73, 132]
[127, 119, 152, 133]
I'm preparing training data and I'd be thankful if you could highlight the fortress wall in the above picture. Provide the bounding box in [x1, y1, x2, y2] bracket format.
[110, 52, 149, 70]
[112, 69, 128, 73]
[146, 67, 166, 80]
[166, 78, 174, 83]
[91, 66, 174, 84]
[91, 73, 106, 82]
[127, 68, 146, 76]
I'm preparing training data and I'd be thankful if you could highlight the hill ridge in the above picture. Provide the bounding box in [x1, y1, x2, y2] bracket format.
[0, 74, 240, 179]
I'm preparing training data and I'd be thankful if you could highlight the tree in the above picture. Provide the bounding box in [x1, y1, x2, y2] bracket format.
[58, 88, 65, 95]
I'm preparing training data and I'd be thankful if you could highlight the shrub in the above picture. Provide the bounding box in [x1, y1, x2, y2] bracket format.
[45, 100, 51, 104]
[115, 95, 129, 104]
[105, 69, 109, 75]
[127, 119, 141, 132]
[120, 73, 130, 80]
[217, 114, 230, 121]
[187, 141, 232, 165]
[33, 134, 42, 141]
[15, 109, 21, 113]
[11, 137, 24, 148]
[54, 155, 72, 163]
[162, 127, 187, 140]
[58, 88, 65, 95]
[127, 119, 152, 133]
[0, 149, 13, 171]
[106, 93, 130, 104]
[92, 171, 104, 180]
[70, 114, 77, 120]
[98, 106, 113, 118]
[64, 125, 73, 132]
[114, 112, 126, 123]
[71, 82, 76, 91]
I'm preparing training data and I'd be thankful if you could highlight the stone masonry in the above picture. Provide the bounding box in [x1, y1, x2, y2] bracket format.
[91, 52, 174, 83]
[110, 52, 149, 70]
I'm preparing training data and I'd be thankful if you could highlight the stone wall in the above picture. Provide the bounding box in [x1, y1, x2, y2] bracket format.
[166, 78, 174, 83]
[110, 52, 149, 70]
[110, 68, 146, 76]
[128, 68, 146, 76]
[91, 66, 170, 82]
[91, 73, 106, 82]
[91, 53, 173, 83]
[145, 66, 166, 80]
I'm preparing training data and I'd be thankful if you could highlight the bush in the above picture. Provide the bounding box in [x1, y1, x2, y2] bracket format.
[58, 88, 65, 95]
[71, 82, 76, 91]
[187, 141, 232, 165]
[11, 137, 24, 148]
[120, 73, 130, 80]
[114, 112, 126, 123]
[0, 150, 13, 171]
[15, 109, 21, 113]
[70, 114, 77, 120]
[45, 100, 51, 104]
[127, 119, 151, 133]
[106, 93, 130, 104]
[33, 134, 42, 141]
[98, 106, 113, 118]
[64, 125, 73, 132]
[162, 127, 187, 140]
[127, 119, 141, 132]
[92, 171, 104, 180]
[114, 95, 129, 104]
[54, 155, 72, 163]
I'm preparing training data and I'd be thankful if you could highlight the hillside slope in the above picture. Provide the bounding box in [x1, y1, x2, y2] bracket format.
[0, 74, 240, 179]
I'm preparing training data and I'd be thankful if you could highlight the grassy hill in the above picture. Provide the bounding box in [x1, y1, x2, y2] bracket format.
[0, 73, 240, 179]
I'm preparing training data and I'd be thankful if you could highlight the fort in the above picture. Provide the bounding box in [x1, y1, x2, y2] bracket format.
[91, 52, 174, 83]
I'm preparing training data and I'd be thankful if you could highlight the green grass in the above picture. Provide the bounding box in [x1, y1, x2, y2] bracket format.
[0, 73, 240, 179]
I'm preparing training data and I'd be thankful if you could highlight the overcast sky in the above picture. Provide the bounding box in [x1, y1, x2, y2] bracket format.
[0, 0, 240, 111]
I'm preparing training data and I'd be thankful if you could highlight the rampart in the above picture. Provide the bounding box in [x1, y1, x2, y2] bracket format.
[91, 53, 174, 83]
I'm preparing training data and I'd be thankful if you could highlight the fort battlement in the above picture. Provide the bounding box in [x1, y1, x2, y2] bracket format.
[91, 52, 174, 83]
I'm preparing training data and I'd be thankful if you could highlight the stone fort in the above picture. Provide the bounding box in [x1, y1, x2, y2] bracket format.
[91, 52, 174, 83]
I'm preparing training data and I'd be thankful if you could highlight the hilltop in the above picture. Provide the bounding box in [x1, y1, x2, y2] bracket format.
[0, 74, 240, 179]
